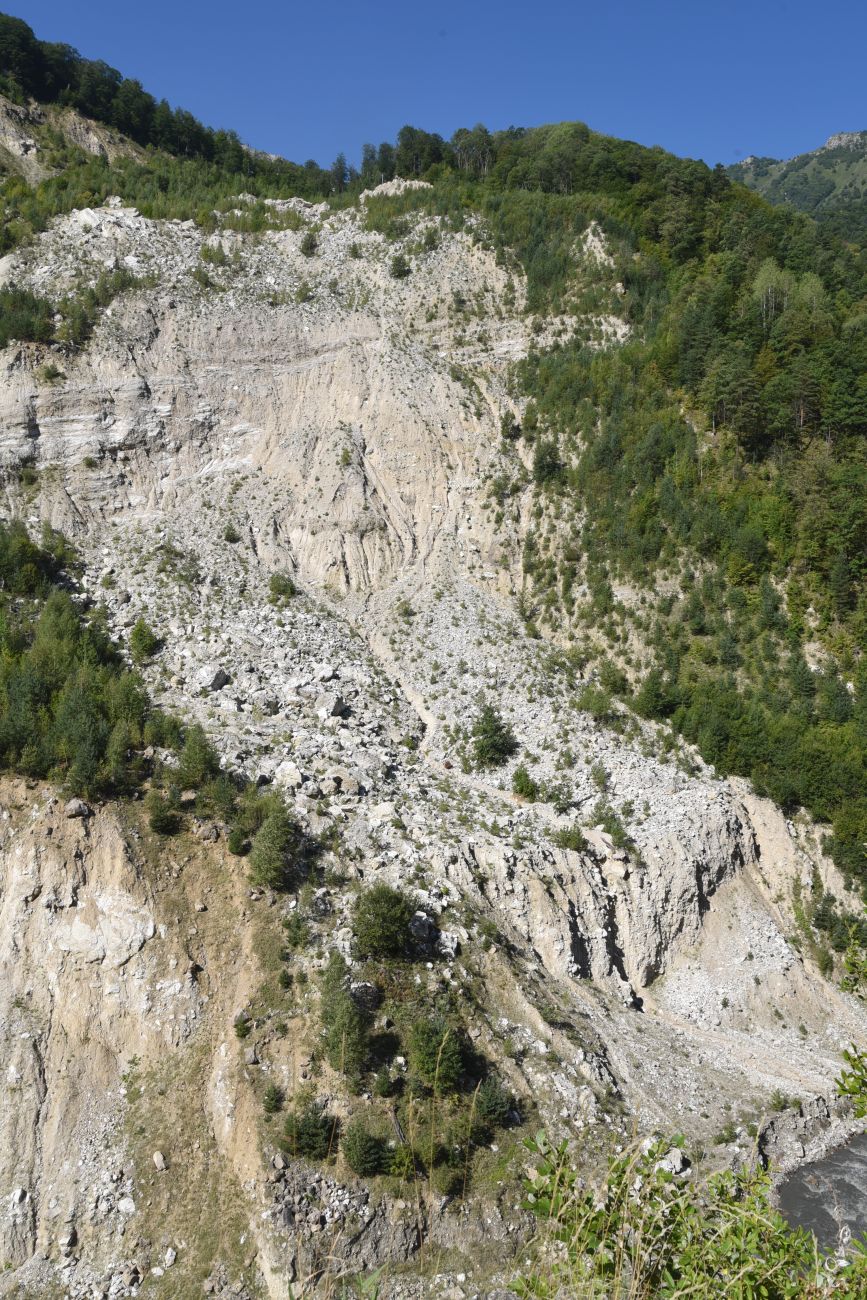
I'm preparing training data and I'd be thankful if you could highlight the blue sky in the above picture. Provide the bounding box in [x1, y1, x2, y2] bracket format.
[11, 0, 867, 168]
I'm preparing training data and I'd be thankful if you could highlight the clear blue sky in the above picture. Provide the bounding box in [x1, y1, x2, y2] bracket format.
[10, 0, 867, 168]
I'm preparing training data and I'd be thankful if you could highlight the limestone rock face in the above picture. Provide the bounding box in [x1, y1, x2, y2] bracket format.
[0, 784, 199, 1276]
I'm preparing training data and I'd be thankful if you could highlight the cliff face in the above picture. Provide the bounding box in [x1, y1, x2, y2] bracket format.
[1, 186, 866, 1297]
[0, 784, 200, 1290]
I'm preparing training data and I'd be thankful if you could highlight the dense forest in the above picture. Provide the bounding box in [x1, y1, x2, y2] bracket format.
[2, 12, 867, 888]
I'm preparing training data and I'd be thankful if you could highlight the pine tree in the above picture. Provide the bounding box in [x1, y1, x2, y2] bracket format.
[248, 806, 299, 890]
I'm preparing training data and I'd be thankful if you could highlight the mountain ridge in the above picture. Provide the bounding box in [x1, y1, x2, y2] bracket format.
[729, 129, 867, 240]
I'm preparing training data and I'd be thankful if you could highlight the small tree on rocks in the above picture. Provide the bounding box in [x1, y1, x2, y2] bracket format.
[177, 723, 220, 788]
[472, 703, 518, 769]
[342, 1118, 384, 1176]
[409, 1016, 465, 1094]
[352, 883, 414, 959]
[249, 806, 302, 891]
[130, 617, 159, 664]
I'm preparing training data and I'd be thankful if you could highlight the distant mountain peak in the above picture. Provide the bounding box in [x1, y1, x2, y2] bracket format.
[728, 131, 867, 240]
[821, 131, 867, 152]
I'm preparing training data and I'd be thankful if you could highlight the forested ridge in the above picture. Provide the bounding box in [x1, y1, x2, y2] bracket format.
[2, 10, 867, 890]
[729, 134, 867, 244]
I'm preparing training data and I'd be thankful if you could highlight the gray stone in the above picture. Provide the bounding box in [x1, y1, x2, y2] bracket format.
[409, 911, 436, 947]
[64, 798, 91, 819]
[314, 691, 347, 720]
[275, 760, 304, 789]
[437, 930, 460, 959]
[654, 1147, 690, 1176]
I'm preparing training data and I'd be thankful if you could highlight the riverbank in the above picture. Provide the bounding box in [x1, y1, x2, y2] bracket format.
[760, 1094, 863, 1181]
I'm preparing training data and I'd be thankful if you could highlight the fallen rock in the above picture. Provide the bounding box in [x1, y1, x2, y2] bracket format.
[409, 911, 437, 948]
[314, 691, 347, 720]
[64, 798, 92, 819]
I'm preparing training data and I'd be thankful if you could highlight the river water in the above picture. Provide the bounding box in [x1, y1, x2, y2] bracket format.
[777, 1132, 867, 1249]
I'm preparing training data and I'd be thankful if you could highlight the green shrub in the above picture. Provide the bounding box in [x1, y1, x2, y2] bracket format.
[352, 883, 415, 958]
[390, 253, 411, 279]
[430, 1162, 463, 1197]
[500, 411, 521, 440]
[408, 1016, 465, 1094]
[227, 825, 248, 855]
[143, 710, 182, 751]
[191, 265, 213, 289]
[521, 1132, 861, 1297]
[284, 1103, 335, 1160]
[836, 1044, 867, 1118]
[200, 772, 238, 819]
[145, 788, 179, 835]
[249, 806, 303, 891]
[591, 798, 633, 851]
[544, 779, 573, 814]
[300, 229, 318, 256]
[176, 723, 220, 789]
[342, 1118, 385, 1176]
[388, 1144, 415, 1179]
[472, 703, 518, 769]
[373, 1067, 392, 1098]
[512, 764, 539, 800]
[200, 242, 228, 265]
[532, 438, 564, 486]
[475, 1076, 514, 1130]
[326, 996, 369, 1079]
[0, 569, 157, 795]
[282, 912, 309, 949]
[268, 572, 296, 603]
[576, 684, 616, 723]
[0, 284, 55, 347]
[0, 520, 60, 594]
[223, 523, 241, 543]
[553, 823, 589, 852]
[262, 1083, 283, 1115]
[129, 617, 160, 664]
[590, 761, 609, 792]
[319, 951, 369, 1079]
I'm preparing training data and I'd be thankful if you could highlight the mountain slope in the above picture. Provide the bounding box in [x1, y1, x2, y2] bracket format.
[2, 10, 867, 1297]
[728, 131, 867, 241]
[0, 180, 865, 1298]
